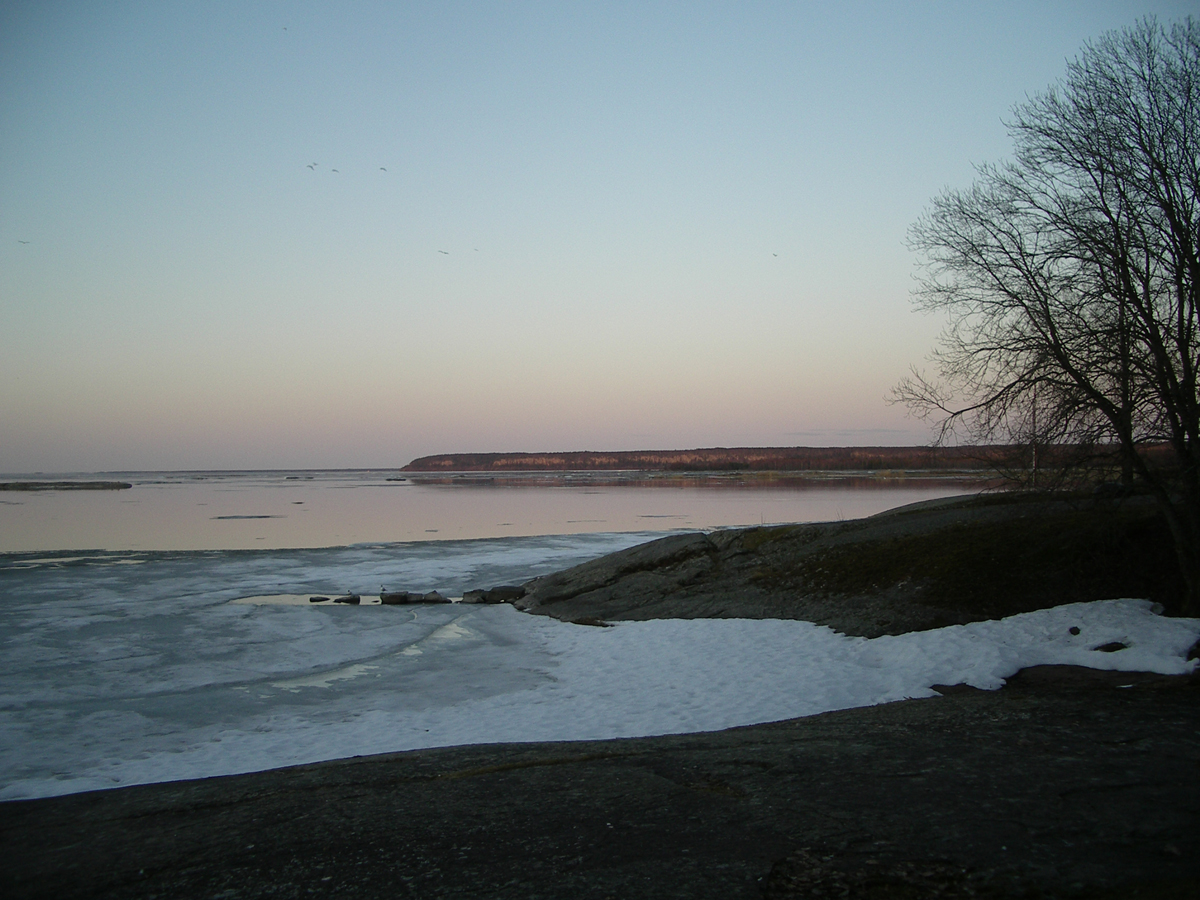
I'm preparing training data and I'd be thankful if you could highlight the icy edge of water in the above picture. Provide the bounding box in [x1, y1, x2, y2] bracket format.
[2, 598, 1196, 802]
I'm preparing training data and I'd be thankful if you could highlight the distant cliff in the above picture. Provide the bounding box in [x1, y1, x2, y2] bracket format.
[402, 446, 1025, 473]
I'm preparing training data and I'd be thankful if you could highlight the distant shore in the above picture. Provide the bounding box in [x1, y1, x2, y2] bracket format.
[401, 468, 1001, 489]
[403, 445, 1021, 473]
[403, 443, 1177, 477]
[0, 481, 132, 491]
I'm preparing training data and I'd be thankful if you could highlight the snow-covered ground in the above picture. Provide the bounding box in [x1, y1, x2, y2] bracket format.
[2, 534, 1197, 801]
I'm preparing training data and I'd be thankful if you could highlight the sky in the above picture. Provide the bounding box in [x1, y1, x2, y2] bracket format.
[1, 1, 1194, 473]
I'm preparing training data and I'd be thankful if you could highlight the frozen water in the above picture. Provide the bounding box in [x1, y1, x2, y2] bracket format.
[0, 533, 652, 797]
[2, 535, 1197, 801]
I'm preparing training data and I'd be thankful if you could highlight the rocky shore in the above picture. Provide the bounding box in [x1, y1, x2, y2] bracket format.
[2, 491, 1195, 899]
[514, 491, 1182, 634]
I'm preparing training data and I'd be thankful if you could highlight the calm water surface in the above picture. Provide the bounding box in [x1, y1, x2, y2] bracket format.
[0, 470, 992, 552]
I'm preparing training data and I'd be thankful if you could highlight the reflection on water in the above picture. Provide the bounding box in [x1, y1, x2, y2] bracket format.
[0, 469, 994, 553]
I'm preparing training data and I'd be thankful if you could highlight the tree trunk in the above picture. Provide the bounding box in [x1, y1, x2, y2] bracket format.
[1155, 495, 1200, 617]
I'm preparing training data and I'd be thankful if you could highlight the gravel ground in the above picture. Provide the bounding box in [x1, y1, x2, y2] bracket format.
[2, 666, 1196, 899]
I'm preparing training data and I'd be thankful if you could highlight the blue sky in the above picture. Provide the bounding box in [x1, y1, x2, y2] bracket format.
[1, 1, 1193, 472]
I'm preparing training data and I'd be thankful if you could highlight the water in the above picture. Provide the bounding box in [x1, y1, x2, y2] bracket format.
[0, 469, 987, 552]
[1, 469, 1017, 799]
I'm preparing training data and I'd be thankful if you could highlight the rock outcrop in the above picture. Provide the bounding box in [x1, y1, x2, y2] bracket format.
[514, 493, 1180, 637]
[462, 585, 527, 604]
[380, 591, 451, 605]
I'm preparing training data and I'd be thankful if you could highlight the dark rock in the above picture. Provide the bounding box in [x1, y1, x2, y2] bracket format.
[483, 585, 526, 603]
[333, 595, 361, 605]
[309, 596, 330, 603]
[514, 531, 718, 618]
[513, 493, 1183, 636]
[1093, 641, 1128, 652]
[380, 590, 448, 605]
[930, 683, 986, 695]
[461, 586, 523, 604]
[1069, 626, 1081, 635]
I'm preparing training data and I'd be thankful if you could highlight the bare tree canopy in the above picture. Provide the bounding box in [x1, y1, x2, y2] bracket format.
[896, 17, 1200, 611]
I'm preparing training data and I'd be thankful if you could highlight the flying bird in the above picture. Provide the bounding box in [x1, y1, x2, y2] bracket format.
[438, 250, 449, 255]
[306, 164, 315, 170]
[380, 167, 387, 171]
[331, 169, 339, 173]
[17, 240, 29, 244]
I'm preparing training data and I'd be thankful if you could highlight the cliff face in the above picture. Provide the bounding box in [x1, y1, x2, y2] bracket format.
[402, 446, 1014, 472]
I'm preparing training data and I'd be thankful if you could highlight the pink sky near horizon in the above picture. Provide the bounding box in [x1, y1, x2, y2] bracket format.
[3, 2, 1191, 473]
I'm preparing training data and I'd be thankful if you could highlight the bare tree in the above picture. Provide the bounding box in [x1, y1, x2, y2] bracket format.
[895, 17, 1200, 612]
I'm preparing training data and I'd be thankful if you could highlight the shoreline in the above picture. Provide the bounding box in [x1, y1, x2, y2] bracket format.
[4, 664, 1196, 899]
[511, 490, 1185, 632]
[401, 468, 1001, 488]
[0, 481, 132, 491]
[401, 444, 1085, 473]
